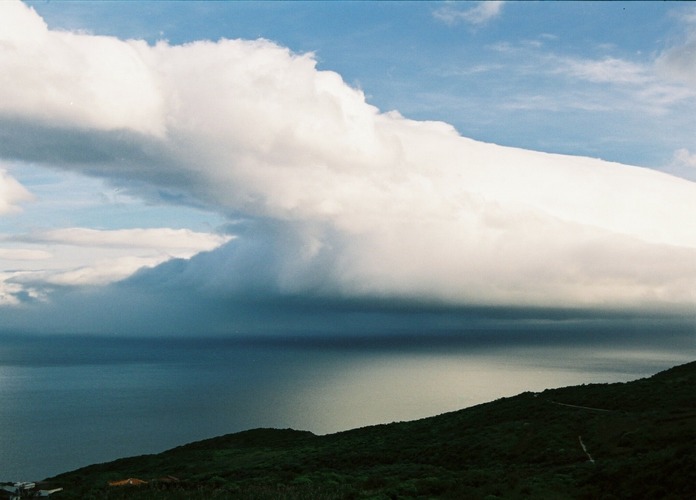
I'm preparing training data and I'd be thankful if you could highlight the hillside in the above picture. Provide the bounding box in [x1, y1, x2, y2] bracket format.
[45, 361, 695, 499]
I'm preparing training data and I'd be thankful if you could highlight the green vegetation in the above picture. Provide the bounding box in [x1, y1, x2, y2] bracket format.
[46, 361, 695, 499]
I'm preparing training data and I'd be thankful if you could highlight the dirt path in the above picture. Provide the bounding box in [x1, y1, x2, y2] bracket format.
[578, 436, 595, 464]
[551, 401, 615, 413]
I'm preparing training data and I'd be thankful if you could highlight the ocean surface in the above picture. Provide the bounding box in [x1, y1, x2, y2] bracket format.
[0, 332, 693, 480]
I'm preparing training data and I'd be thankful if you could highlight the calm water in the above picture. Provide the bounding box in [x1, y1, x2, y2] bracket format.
[0, 333, 692, 480]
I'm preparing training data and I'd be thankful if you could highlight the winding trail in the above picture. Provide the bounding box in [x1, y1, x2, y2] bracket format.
[544, 399, 613, 465]
[551, 401, 615, 413]
[578, 436, 595, 464]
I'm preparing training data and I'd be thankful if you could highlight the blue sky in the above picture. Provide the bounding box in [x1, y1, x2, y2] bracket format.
[0, 1, 695, 339]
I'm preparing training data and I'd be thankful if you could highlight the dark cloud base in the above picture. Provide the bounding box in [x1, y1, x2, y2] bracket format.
[2, 232, 693, 349]
[1, 309, 692, 357]
[237, 320, 695, 352]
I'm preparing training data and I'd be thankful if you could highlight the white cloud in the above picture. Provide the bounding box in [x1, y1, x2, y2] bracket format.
[14, 227, 231, 251]
[1, 0, 696, 318]
[0, 1, 165, 136]
[662, 148, 696, 181]
[553, 9, 696, 112]
[559, 57, 650, 85]
[434, 1, 505, 27]
[478, 44, 696, 119]
[9, 254, 173, 287]
[0, 248, 51, 260]
[0, 273, 45, 306]
[0, 168, 33, 215]
[672, 148, 696, 168]
[552, 53, 696, 112]
[656, 8, 696, 88]
[0, 227, 232, 300]
[658, 39, 696, 86]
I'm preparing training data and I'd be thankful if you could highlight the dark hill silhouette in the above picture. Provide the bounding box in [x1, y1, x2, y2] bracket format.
[46, 361, 696, 499]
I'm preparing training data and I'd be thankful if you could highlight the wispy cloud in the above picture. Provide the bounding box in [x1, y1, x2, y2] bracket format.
[0, 168, 33, 215]
[558, 57, 650, 85]
[548, 53, 696, 115]
[0, 248, 51, 261]
[656, 7, 696, 88]
[8, 254, 174, 287]
[479, 36, 696, 118]
[12, 227, 231, 251]
[663, 148, 696, 181]
[0, 273, 45, 306]
[672, 148, 696, 168]
[433, 1, 505, 27]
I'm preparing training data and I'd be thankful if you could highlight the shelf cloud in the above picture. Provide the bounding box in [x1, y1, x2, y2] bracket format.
[0, 1, 695, 335]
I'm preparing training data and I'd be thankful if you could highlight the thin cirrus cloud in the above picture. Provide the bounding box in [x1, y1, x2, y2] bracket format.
[433, 1, 505, 27]
[471, 30, 696, 177]
[0, 1, 695, 335]
[671, 148, 696, 170]
[658, 5, 696, 86]
[555, 56, 696, 112]
[485, 39, 696, 116]
[559, 57, 650, 85]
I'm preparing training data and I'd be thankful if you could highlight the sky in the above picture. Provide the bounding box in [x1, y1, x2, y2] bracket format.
[0, 0, 695, 341]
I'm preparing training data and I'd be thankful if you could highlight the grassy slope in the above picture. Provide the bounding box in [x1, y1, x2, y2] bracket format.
[47, 361, 695, 499]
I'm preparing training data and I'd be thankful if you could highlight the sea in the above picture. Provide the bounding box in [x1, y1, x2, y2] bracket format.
[0, 331, 693, 481]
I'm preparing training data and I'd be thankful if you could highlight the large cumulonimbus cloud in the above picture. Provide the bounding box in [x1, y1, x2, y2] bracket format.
[0, 1, 695, 334]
